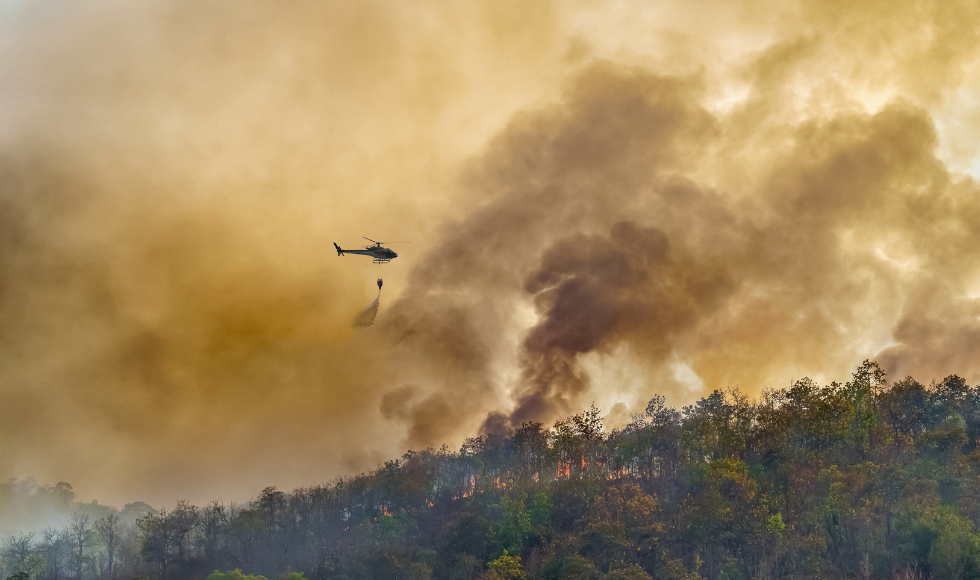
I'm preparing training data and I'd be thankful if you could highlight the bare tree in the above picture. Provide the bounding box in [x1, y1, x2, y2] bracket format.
[40, 527, 70, 580]
[195, 501, 227, 567]
[67, 514, 91, 580]
[94, 514, 120, 580]
[1, 532, 35, 576]
[167, 501, 199, 568]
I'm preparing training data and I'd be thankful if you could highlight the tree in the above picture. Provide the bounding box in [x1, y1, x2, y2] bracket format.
[205, 570, 266, 580]
[2, 533, 35, 577]
[607, 564, 651, 580]
[487, 550, 524, 580]
[512, 423, 548, 484]
[498, 495, 531, 553]
[553, 554, 597, 580]
[881, 377, 928, 446]
[228, 509, 264, 570]
[111, 524, 141, 580]
[67, 514, 91, 580]
[39, 527, 71, 580]
[167, 501, 199, 567]
[138, 509, 174, 580]
[846, 360, 885, 456]
[94, 515, 120, 580]
[529, 492, 552, 535]
[659, 560, 699, 580]
[926, 506, 980, 580]
[196, 501, 227, 568]
[817, 467, 850, 564]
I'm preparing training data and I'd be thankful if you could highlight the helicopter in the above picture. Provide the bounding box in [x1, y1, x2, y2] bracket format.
[333, 237, 406, 264]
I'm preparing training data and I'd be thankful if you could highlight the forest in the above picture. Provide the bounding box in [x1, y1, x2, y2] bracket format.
[5, 361, 980, 580]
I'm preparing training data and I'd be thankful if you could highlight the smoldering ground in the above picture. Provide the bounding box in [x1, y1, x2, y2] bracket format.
[4, 0, 980, 512]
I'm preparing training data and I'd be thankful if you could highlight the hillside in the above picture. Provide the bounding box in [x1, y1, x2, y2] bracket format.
[5, 361, 980, 580]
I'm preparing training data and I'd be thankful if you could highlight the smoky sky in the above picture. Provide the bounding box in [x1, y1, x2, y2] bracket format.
[3, 0, 980, 511]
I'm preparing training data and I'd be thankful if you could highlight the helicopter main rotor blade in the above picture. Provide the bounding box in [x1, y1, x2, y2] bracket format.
[362, 236, 409, 245]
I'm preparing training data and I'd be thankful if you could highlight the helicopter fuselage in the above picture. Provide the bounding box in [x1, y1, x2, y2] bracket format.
[335, 244, 397, 263]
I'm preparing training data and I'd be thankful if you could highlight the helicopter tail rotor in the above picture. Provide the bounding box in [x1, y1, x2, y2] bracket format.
[334, 243, 344, 256]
